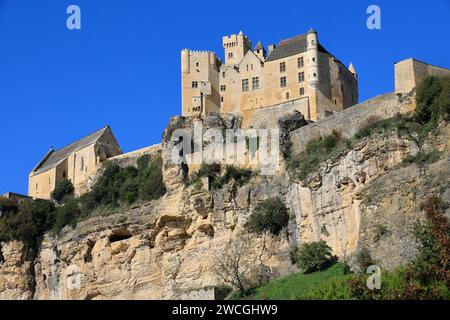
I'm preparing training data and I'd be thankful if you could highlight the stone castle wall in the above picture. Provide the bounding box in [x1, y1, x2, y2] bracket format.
[395, 58, 450, 94]
[108, 144, 161, 168]
[289, 92, 416, 155]
[242, 96, 310, 129]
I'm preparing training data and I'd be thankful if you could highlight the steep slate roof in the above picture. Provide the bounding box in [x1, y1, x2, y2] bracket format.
[266, 33, 330, 62]
[254, 41, 264, 51]
[32, 126, 110, 174]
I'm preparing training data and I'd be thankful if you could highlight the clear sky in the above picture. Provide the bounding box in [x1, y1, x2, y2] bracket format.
[0, 0, 449, 195]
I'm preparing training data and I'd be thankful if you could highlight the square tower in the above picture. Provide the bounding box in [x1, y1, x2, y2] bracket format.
[222, 31, 251, 65]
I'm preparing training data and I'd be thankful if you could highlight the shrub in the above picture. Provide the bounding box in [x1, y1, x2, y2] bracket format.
[52, 198, 81, 234]
[288, 130, 350, 180]
[354, 247, 375, 272]
[139, 155, 166, 200]
[136, 154, 150, 171]
[294, 240, 335, 274]
[51, 179, 74, 203]
[78, 155, 166, 212]
[402, 149, 441, 166]
[0, 198, 18, 216]
[0, 199, 55, 244]
[189, 164, 252, 190]
[247, 197, 289, 236]
[415, 75, 450, 139]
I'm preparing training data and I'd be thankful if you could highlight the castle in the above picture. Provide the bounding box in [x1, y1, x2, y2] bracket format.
[20, 29, 450, 201]
[181, 29, 359, 125]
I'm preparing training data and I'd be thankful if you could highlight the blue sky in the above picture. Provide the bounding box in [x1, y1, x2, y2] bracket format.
[0, 0, 449, 194]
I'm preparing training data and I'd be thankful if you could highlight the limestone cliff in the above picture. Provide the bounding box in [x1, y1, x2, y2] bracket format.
[1, 115, 449, 300]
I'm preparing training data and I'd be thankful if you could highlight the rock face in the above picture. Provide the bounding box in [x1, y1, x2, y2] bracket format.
[0, 113, 449, 300]
[288, 123, 450, 271]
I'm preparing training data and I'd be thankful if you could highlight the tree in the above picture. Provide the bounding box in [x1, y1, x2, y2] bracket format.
[295, 240, 335, 274]
[51, 179, 74, 203]
[213, 235, 272, 295]
[247, 197, 289, 236]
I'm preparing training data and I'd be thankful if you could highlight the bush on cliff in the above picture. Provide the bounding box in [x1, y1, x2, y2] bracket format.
[188, 164, 253, 190]
[51, 178, 74, 203]
[79, 155, 166, 211]
[0, 199, 55, 244]
[52, 198, 81, 234]
[287, 130, 350, 180]
[247, 197, 289, 236]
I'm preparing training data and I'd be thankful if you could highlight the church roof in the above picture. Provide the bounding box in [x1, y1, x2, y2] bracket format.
[32, 126, 111, 175]
[266, 33, 329, 62]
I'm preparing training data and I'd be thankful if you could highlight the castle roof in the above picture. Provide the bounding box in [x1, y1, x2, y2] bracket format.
[32, 126, 113, 175]
[349, 62, 357, 74]
[254, 41, 265, 52]
[266, 32, 329, 62]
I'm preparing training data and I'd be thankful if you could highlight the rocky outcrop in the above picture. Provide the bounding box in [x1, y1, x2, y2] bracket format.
[287, 123, 450, 271]
[1, 112, 449, 299]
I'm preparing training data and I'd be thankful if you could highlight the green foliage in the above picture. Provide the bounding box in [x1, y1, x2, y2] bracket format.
[415, 75, 450, 125]
[241, 263, 350, 300]
[287, 130, 351, 180]
[354, 247, 375, 271]
[402, 149, 441, 166]
[0, 199, 55, 244]
[139, 155, 166, 201]
[79, 155, 166, 212]
[189, 164, 252, 190]
[301, 276, 352, 300]
[136, 154, 150, 171]
[354, 114, 415, 140]
[50, 178, 74, 203]
[0, 198, 18, 215]
[247, 197, 289, 236]
[294, 240, 336, 274]
[52, 198, 81, 235]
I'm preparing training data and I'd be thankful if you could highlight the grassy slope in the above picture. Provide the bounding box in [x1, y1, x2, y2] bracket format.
[243, 263, 350, 300]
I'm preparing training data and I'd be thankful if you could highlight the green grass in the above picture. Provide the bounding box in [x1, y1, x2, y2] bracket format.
[240, 263, 351, 300]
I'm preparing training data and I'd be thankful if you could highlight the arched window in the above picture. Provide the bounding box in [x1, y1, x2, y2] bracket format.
[80, 157, 84, 172]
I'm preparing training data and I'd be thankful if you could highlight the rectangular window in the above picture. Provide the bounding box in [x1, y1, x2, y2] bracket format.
[280, 62, 286, 72]
[242, 79, 249, 92]
[298, 57, 304, 68]
[220, 85, 226, 92]
[228, 52, 233, 59]
[252, 76, 260, 90]
[286, 92, 290, 100]
[222, 72, 226, 78]
[192, 81, 198, 88]
[299, 87, 305, 95]
[280, 76, 287, 88]
[298, 72, 305, 83]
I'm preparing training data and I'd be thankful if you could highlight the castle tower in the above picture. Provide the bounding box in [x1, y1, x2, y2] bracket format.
[349, 62, 357, 80]
[222, 31, 252, 65]
[306, 29, 319, 88]
[253, 41, 266, 61]
[181, 49, 221, 117]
